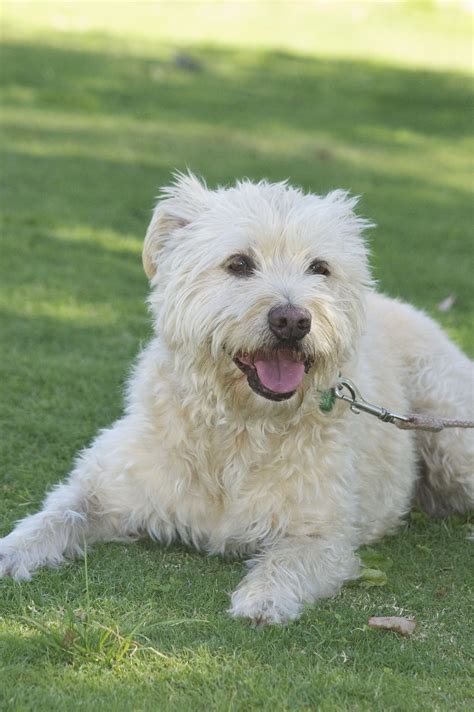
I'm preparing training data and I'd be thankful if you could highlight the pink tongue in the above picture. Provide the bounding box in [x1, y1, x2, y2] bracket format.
[254, 351, 305, 393]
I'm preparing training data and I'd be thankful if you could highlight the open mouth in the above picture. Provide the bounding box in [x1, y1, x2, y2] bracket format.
[233, 348, 313, 401]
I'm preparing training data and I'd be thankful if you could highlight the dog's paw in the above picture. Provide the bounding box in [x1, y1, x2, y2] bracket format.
[0, 540, 34, 581]
[0, 553, 33, 581]
[229, 584, 301, 626]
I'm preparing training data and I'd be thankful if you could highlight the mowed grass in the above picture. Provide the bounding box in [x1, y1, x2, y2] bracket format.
[0, 2, 473, 710]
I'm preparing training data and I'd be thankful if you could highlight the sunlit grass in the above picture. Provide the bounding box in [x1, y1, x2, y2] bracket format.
[2, 0, 473, 72]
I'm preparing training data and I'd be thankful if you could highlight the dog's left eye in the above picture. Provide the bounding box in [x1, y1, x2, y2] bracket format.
[226, 254, 255, 277]
[307, 259, 330, 277]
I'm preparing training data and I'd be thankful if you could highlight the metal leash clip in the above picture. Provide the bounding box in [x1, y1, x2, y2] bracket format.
[334, 377, 410, 424]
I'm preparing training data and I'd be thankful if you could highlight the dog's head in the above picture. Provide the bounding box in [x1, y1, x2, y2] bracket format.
[144, 172, 373, 405]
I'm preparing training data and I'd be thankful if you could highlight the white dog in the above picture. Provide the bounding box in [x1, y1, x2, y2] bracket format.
[1, 174, 472, 624]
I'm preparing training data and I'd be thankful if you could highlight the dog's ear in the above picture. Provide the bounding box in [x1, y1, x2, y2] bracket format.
[143, 171, 209, 279]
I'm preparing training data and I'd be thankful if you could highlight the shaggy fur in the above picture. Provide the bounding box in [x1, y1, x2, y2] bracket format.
[1, 174, 472, 624]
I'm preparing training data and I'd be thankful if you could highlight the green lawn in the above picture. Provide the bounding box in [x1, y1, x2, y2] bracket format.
[1, 2, 473, 710]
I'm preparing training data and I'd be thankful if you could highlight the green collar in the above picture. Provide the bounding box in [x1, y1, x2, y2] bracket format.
[319, 388, 336, 413]
[318, 372, 341, 413]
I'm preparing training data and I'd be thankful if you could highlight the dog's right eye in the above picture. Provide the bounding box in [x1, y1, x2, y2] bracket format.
[226, 254, 255, 277]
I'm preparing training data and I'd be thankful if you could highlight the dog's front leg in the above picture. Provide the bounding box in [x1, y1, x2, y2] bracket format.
[229, 534, 359, 625]
[0, 477, 96, 581]
[0, 416, 160, 581]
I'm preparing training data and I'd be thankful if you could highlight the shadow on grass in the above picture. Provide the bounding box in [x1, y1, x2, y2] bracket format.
[2, 40, 472, 137]
[2, 39, 473, 190]
[2, 38, 473, 307]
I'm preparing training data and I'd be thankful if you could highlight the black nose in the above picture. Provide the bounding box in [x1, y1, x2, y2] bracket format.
[268, 305, 312, 341]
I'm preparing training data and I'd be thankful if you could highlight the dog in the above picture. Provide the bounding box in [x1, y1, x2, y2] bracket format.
[1, 173, 472, 625]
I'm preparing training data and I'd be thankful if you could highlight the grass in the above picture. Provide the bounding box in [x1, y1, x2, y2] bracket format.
[0, 1, 473, 710]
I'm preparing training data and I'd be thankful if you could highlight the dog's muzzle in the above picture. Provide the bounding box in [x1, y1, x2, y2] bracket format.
[233, 305, 314, 400]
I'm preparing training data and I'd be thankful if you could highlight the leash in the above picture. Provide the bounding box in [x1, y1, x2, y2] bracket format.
[319, 376, 474, 433]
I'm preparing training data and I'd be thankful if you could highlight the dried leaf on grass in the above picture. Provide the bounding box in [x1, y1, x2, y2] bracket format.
[368, 616, 416, 636]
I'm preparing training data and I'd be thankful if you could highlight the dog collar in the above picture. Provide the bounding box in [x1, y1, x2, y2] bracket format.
[319, 388, 336, 413]
[318, 371, 342, 413]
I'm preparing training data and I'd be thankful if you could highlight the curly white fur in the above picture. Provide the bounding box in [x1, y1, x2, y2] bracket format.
[1, 173, 472, 624]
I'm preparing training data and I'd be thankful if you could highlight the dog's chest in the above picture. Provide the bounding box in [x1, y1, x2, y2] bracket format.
[204, 420, 306, 489]
[170, 418, 331, 551]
